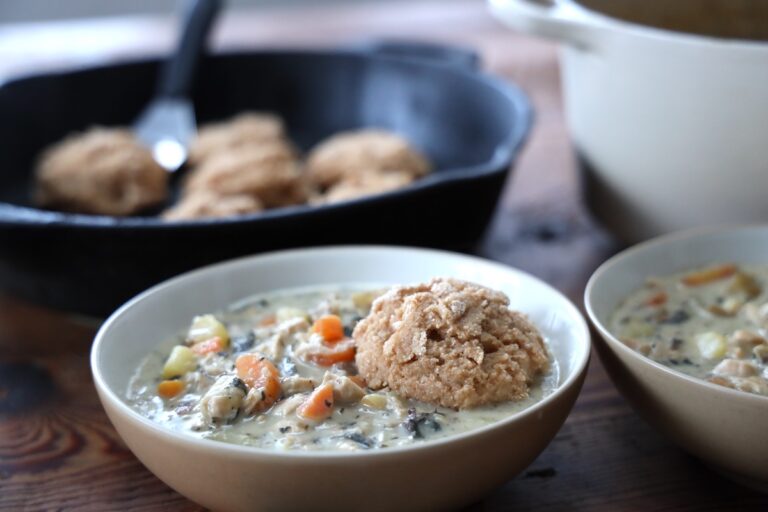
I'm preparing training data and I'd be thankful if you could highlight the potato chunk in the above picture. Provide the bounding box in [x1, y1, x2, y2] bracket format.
[162, 346, 197, 378]
[188, 314, 230, 346]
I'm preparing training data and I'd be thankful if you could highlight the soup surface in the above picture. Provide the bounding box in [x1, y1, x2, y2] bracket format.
[610, 263, 768, 396]
[127, 285, 557, 451]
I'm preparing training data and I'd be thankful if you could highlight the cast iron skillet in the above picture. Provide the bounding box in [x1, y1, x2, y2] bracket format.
[0, 42, 532, 316]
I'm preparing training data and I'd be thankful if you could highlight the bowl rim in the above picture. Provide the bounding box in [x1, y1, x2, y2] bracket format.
[584, 223, 768, 406]
[91, 245, 590, 460]
[0, 48, 532, 230]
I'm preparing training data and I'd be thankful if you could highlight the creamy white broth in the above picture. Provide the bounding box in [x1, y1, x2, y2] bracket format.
[127, 285, 558, 451]
[610, 263, 768, 396]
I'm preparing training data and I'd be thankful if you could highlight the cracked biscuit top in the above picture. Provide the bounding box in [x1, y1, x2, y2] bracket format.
[354, 278, 549, 409]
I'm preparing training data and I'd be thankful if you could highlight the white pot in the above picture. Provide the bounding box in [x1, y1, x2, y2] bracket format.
[489, 0, 768, 243]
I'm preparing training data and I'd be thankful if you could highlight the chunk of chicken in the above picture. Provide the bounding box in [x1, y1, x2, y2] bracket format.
[272, 394, 307, 417]
[321, 372, 365, 404]
[727, 330, 766, 358]
[253, 335, 283, 360]
[744, 302, 768, 330]
[281, 376, 316, 396]
[253, 317, 311, 360]
[712, 359, 759, 378]
[734, 377, 768, 395]
[200, 375, 247, 425]
[242, 386, 274, 415]
[754, 344, 768, 364]
[277, 316, 310, 335]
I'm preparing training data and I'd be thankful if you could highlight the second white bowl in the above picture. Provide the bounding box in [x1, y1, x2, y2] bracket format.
[585, 226, 768, 489]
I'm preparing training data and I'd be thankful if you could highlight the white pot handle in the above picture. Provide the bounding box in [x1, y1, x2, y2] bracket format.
[488, 0, 598, 50]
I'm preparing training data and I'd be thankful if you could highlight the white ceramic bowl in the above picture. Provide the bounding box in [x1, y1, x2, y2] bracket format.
[585, 226, 768, 489]
[92, 246, 590, 512]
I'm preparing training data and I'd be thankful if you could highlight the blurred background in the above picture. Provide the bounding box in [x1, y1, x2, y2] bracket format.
[1, 0, 424, 22]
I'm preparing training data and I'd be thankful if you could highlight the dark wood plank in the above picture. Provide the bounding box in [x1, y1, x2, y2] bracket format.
[1, 1, 766, 510]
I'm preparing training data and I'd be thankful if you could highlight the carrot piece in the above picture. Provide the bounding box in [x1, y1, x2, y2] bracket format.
[157, 380, 185, 399]
[681, 264, 737, 286]
[297, 383, 334, 422]
[646, 291, 668, 307]
[236, 354, 280, 387]
[312, 314, 345, 343]
[258, 314, 277, 327]
[235, 354, 281, 410]
[190, 336, 225, 355]
[306, 344, 356, 367]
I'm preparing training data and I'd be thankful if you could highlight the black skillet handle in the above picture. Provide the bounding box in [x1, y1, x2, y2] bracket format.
[157, 0, 223, 98]
[352, 40, 481, 70]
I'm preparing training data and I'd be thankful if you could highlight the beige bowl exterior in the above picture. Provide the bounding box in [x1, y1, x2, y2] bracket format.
[98, 380, 583, 511]
[586, 226, 768, 487]
[92, 246, 591, 511]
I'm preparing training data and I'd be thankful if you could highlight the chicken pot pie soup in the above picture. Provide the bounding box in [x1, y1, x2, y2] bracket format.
[611, 263, 768, 396]
[127, 279, 556, 451]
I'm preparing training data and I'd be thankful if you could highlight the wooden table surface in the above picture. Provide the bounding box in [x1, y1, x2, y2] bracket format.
[1, 2, 766, 510]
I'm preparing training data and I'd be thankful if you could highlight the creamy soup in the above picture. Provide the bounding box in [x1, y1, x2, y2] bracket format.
[611, 263, 768, 396]
[127, 285, 557, 451]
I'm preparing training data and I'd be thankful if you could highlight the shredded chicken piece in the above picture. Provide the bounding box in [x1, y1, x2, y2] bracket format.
[200, 375, 247, 425]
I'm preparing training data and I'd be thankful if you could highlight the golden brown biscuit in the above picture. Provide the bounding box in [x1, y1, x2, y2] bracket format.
[306, 130, 430, 189]
[162, 191, 263, 221]
[320, 169, 414, 204]
[184, 145, 307, 208]
[354, 278, 549, 409]
[35, 127, 168, 216]
[188, 112, 287, 166]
